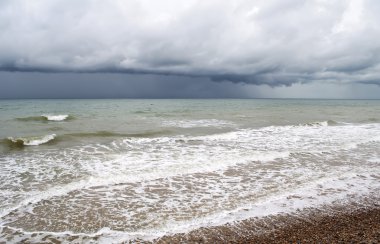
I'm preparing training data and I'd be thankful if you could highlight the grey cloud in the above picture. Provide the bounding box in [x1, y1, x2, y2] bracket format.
[210, 74, 295, 87]
[1, 0, 380, 86]
[0, 72, 259, 99]
[1, 71, 380, 99]
[357, 79, 380, 86]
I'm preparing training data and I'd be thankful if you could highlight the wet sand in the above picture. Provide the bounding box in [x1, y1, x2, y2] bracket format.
[154, 202, 380, 244]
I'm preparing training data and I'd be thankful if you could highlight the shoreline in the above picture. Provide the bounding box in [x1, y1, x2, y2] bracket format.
[1, 200, 379, 243]
[154, 201, 380, 243]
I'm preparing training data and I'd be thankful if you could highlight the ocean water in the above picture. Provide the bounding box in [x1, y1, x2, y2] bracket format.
[0, 99, 379, 242]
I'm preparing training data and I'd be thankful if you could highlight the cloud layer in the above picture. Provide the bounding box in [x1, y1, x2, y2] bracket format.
[1, 0, 380, 86]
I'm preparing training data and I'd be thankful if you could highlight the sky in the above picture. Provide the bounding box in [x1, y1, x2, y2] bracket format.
[1, 0, 380, 99]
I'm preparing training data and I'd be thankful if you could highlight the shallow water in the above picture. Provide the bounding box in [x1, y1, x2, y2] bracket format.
[0, 99, 379, 242]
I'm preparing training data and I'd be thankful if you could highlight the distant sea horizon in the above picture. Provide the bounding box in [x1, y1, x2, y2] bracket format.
[1, 97, 380, 100]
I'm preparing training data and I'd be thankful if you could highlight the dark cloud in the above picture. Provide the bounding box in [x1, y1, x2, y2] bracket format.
[0, 72, 261, 99]
[358, 80, 380, 86]
[2, 71, 380, 99]
[0, 0, 380, 87]
[210, 73, 298, 87]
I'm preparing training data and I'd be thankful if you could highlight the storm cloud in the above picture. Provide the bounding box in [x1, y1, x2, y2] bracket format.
[1, 0, 380, 86]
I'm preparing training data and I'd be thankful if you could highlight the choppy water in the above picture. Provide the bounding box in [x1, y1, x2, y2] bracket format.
[0, 99, 379, 243]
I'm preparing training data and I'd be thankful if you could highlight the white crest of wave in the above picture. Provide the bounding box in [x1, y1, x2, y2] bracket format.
[312, 121, 329, 126]
[162, 119, 234, 128]
[7, 134, 56, 146]
[299, 120, 339, 127]
[42, 114, 69, 121]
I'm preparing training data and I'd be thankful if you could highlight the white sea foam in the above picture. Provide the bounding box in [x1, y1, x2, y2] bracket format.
[1, 123, 379, 210]
[1, 169, 379, 243]
[42, 114, 69, 121]
[150, 171, 380, 239]
[0, 122, 379, 242]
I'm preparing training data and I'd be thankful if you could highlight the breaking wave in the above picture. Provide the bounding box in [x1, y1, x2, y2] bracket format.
[42, 114, 70, 121]
[162, 119, 235, 128]
[1, 130, 174, 150]
[299, 120, 338, 127]
[4, 134, 57, 147]
[16, 114, 72, 122]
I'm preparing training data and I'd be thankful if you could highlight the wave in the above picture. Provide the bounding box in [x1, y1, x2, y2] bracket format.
[299, 120, 338, 127]
[16, 115, 72, 122]
[4, 134, 56, 147]
[0, 130, 173, 150]
[162, 119, 235, 128]
[42, 114, 70, 121]
[365, 118, 379, 123]
[133, 110, 152, 114]
[63, 130, 172, 139]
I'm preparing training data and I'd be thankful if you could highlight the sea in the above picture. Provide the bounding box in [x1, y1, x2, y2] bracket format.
[0, 99, 379, 243]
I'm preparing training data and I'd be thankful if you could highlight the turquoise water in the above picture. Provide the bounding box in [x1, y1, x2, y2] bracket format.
[0, 99, 379, 242]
